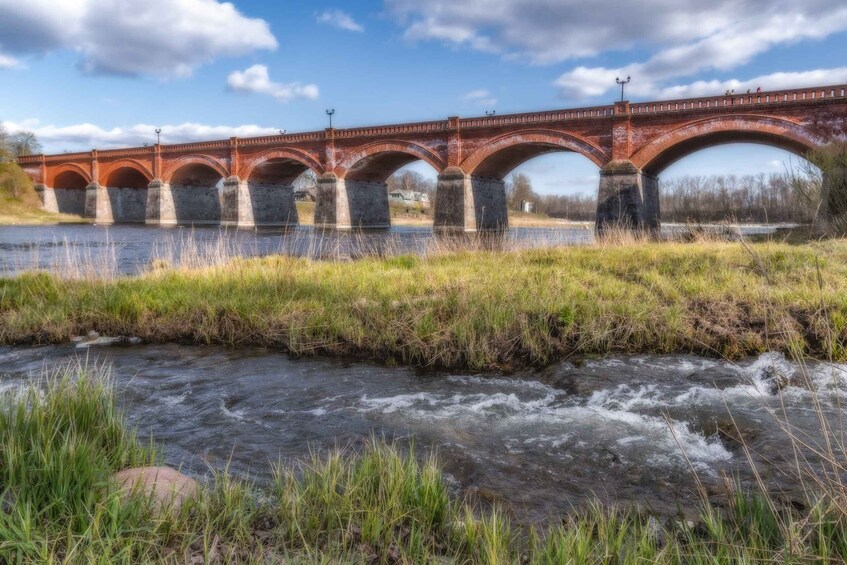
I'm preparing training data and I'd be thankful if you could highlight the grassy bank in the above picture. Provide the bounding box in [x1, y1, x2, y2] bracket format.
[2, 362, 846, 563]
[1, 239, 846, 368]
[0, 162, 87, 225]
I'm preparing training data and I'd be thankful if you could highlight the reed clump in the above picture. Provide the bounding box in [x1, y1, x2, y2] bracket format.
[3, 361, 847, 563]
[2, 239, 847, 369]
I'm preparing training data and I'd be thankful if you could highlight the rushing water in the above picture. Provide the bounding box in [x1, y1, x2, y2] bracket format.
[1, 344, 844, 523]
[0, 223, 794, 276]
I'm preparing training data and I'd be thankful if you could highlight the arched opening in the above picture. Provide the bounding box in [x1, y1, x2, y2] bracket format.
[641, 131, 814, 178]
[656, 143, 821, 225]
[334, 142, 445, 228]
[385, 161, 437, 225]
[506, 152, 600, 224]
[104, 167, 150, 223]
[245, 157, 313, 226]
[52, 170, 88, 216]
[457, 135, 605, 230]
[169, 163, 224, 225]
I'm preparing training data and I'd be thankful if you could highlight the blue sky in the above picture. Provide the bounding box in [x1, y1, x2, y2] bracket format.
[1, 0, 846, 195]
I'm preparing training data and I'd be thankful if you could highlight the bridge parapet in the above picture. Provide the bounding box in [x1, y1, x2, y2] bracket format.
[239, 132, 324, 146]
[630, 84, 847, 115]
[98, 147, 155, 158]
[161, 140, 230, 153]
[459, 105, 616, 129]
[333, 120, 448, 139]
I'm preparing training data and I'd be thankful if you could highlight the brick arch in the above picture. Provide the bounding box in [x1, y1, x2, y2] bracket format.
[335, 140, 446, 182]
[162, 155, 229, 183]
[631, 115, 825, 175]
[48, 163, 92, 187]
[240, 147, 324, 182]
[460, 129, 610, 179]
[100, 159, 154, 186]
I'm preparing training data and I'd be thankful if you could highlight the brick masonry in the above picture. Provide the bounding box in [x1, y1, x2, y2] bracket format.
[18, 84, 847, 231]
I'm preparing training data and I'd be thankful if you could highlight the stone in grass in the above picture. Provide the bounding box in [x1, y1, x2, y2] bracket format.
[114, 466, 197, 514]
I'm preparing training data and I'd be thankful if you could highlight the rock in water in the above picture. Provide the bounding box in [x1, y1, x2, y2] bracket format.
[114, 466, 197, 513]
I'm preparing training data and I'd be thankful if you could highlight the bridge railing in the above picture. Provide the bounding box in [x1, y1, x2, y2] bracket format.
[333, 120, 448, 138]
[239, 132, 324, 146]
[630, 84, 847, 115]
[459, 105, 615, 129]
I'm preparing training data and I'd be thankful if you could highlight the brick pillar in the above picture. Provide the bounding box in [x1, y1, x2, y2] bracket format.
[434, 167, 508, 233]
[145, 179, 177, 226]
[84, 182, 113, 224]
[595, 161, 660, 235]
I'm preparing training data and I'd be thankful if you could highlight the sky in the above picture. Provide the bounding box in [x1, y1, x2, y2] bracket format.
[1, 0, 846, 195]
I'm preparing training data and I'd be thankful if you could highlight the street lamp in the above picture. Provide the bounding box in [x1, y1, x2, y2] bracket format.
[325, 109, 335, 129]
[155, 128, 162, 144]
[485, 110, 496, 116]
[616, 76, 631, 102]
[279, 129, 286, 135]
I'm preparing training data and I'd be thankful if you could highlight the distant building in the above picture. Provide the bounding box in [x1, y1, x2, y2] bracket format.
[294, 187, 316, 201]
[389, 189, 430, 208]
[521, 200, 535, 213]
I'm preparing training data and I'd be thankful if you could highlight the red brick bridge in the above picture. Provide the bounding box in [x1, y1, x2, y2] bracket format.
[18, 84, 847, 232]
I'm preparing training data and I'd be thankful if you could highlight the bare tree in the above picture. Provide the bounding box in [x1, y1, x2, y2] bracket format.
[0, 123, 10, 163]
[506, 172, 535, 210]
[8, 131, 42, 158]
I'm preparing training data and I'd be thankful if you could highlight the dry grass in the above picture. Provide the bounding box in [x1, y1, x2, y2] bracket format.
[1, 237, 846, 369]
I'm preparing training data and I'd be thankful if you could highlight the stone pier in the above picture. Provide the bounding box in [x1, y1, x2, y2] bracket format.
[84, 182, 114, 224]
[434, 167, 508, 233]
[34, 184, 59, 214]
[314, 173, 390, 229]
[145, 180, 177, 226]
[595, 161, 660, 234]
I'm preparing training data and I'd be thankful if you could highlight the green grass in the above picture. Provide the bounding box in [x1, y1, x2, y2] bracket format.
[2, 239, 847, 369]
[3, 362, 847, 563]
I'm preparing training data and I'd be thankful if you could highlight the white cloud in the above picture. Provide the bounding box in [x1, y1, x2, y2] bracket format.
[463, 89, 497, 108]
[653, 68, 847, 99]
[0, 0, 277, 77]
[0, 53, 19, 68]
[316, 9, 364, 32]
[2, 119, 283, 153]
[227, 65, 319, 102]
[386, 0, 847, 100]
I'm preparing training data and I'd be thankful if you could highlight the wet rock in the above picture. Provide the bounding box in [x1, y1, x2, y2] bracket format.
[759, 365, 792, 394]
[646, 516, 668, 547]
[86, 330, 99, 340]
[76, 336, 123, 348]
[698, 418, 760, 451]
[114, 466, 197, 514]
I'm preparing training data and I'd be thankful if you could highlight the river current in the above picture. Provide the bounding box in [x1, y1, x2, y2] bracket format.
[1, 344, 844, 523]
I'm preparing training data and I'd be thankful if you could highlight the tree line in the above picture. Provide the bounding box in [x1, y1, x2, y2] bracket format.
[0, 124, 42, 162]
[505, 169, 824, 224]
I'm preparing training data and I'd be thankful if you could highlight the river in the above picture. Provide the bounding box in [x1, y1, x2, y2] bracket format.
[0, 223, 793, 276]
[1, 343, 844, 524]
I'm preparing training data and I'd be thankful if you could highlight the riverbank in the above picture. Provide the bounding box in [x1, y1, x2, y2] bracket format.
[294, 201, 584, 228]
[2, 362, 845, 562]
[1, 239, 845, 368]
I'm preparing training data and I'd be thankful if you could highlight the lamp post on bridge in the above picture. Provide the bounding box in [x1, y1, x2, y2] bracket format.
[155, 128, 161, 145]
[485, 110, 496, 116]
[325, 109, 335, 129]
[616, 76, 631, 102]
